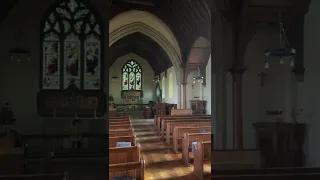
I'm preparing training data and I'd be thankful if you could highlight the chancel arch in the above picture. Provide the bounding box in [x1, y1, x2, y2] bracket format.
[109, 10, 182, 85]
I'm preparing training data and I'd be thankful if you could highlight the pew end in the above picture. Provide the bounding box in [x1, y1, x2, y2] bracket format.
[193, 140, 211, 180]
[109, 157, 145, 180]
[109, 144, 141, 164]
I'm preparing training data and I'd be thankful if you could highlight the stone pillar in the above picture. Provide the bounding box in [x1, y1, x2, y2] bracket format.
[182, 82, 187, 109]
[284, 63, 294, 122]
[215, 68, 227, 149]
[229, 66, 246, 149]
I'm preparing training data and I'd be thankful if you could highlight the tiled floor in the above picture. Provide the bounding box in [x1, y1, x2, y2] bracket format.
[132, 119, 211, 180]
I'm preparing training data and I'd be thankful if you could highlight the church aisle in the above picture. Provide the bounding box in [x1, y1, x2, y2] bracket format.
[132, 119, 208, 180]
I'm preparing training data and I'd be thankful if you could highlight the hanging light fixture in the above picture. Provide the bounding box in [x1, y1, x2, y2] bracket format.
[9, 28, 31, 62]
[153, 77, 160, 83]
[193, 66, 203, 84]
[264, 12, 295, 68]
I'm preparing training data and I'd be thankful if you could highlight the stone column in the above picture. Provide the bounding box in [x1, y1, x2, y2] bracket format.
[284, 63, 294, 122]
[182, 82, 187, 109]
[215, 68, 227, 149]
[229, 66, 246, 149]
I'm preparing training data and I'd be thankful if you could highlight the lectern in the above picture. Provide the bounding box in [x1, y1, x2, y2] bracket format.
[253, 122, 305, 167]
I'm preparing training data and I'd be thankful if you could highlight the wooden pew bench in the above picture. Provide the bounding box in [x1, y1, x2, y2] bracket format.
[161, 119, 210, 138]
[0, 152, 26, 175]
[109, 121, 131, 126]
[172, 126, 211, 153]
[170, 109, 192, 115]
[211, 173, 320, 180]
[166, 122, 211, 144]
[109, 129, 134, 137]
[0, 173, 66, 180]
[109, 157, 145, 180]
[155, 115, 210, 133]
[193, 140, 211, 180]
[211, 167, 320, 175]
[212, 149, 261, 169]
[109, 124, 132, 130]
[182, 132, 211, 166]
[109, 136, 136, 147]
[109, 144, 141, 164]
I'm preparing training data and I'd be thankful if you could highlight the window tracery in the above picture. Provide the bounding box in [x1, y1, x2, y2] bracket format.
[41, 0, 102, 90]
[122, 60, 142, 91]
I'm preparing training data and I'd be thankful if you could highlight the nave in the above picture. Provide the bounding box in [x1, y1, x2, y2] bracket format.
[132, 119, 211, 180]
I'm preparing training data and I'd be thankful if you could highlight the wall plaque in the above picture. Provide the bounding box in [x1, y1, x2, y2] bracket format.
[37, 90, 106, 117]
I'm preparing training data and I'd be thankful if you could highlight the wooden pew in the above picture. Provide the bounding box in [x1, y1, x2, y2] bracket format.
[109, 129, 134, 137]
[166, 122, 211, 144]
[0, 173, 66, 180]
[109, 124, 132, 130]
[157, 115, 211, 135]
[211, 173, 320, 180]
[109, 120, 131, 126]
[109, 144, 140, 164]
[212, 149, 261, 169]
[193, 140, 211, 180]
[211, 167, 320, 175]
[170, 109, 192, 115]
[0, 152, 26, 175]
[155, 115, 210, 132]
[110, 116, 131, 120]
[182, 132, 211, 166]
[109, 157, 145, 180]
[109, 136, 136, 147]
[172, 126, 211, 153]
[161, 119, 210, 138]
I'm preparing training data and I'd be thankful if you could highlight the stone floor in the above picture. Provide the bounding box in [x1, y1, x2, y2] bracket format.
[132, 118, 211, 180]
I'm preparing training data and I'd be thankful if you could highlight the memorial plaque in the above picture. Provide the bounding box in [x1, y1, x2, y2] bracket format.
[37, 90, 106, 117]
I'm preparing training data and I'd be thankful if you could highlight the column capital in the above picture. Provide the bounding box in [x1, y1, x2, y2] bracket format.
[228, 66, 247, 75]
[181, 82, 187, 86]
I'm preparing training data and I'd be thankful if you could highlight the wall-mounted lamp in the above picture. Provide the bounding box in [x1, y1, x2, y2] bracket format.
[153, 77, 160, 83]
[9, 28, 31, 62]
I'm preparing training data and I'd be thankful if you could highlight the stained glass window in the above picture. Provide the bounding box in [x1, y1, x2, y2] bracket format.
[122, 60, 142, 91]
[41, 0, 102, 90]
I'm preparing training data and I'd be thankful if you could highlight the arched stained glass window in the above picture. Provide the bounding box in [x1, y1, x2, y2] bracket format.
[41, 0, 102, 90]
[122, 60, 142, 91]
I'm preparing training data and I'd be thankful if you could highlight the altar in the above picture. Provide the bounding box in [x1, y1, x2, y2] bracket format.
[121, 90, 143, 111]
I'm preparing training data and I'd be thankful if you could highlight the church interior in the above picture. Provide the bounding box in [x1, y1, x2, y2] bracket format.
[0, 0, 320, 180]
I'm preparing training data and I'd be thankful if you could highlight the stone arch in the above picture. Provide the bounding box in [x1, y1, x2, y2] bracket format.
[109, 10, 182, 84]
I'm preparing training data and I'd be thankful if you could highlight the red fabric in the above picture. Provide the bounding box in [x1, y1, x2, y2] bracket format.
[48, 64, 55, 74]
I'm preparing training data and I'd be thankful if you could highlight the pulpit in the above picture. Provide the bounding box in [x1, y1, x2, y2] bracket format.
[253, 122, 305, 167]
[190, 100, 207, 114]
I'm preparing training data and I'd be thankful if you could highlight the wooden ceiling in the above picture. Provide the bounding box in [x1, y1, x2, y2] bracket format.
[109, 0, 212, 72]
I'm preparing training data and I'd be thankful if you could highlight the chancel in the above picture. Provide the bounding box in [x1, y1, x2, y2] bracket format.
[1, 0, 320, 180]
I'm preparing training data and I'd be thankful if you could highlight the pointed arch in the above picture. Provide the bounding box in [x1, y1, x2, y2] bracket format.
[40, 0, 104, 90]
[109, 10, 182, 84]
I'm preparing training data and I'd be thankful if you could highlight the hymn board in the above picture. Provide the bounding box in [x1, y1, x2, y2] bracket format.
[37, 0, 105, 117]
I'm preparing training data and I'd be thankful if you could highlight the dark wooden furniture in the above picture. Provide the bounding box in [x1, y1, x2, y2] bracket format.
[190, 100, 207, 114]
[253, 122, 306, 167]
[109, 109, 117, 117]
[144, 107, 151, 119]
